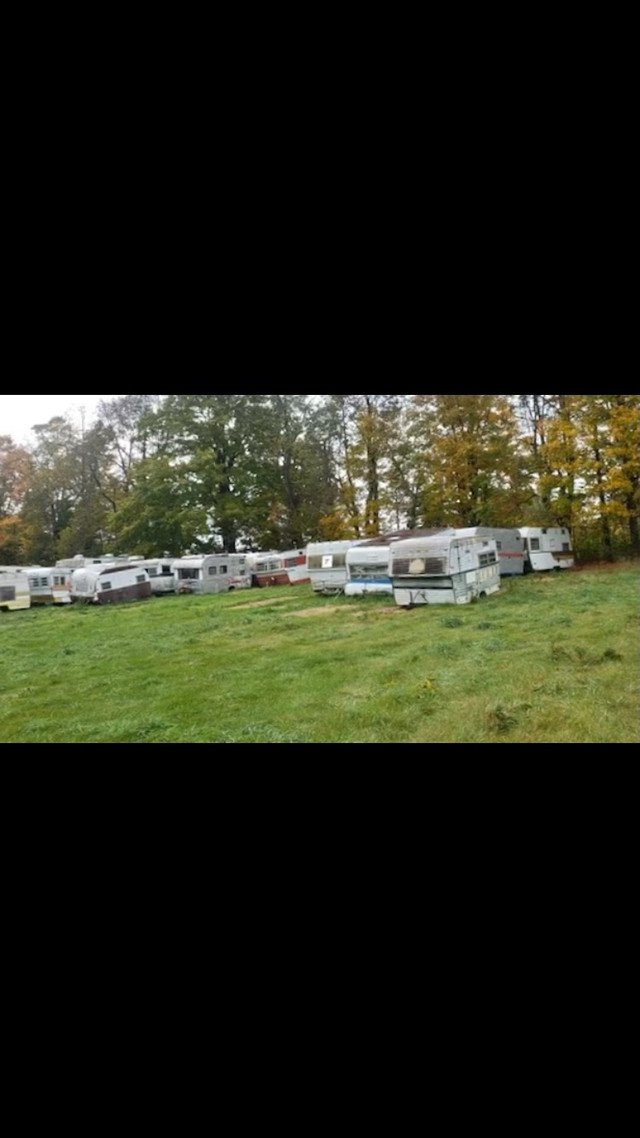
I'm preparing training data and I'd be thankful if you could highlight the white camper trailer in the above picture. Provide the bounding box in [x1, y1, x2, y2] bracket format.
[70, 563, 152, 604]
[390, 533, 501, 607]
[0, 568, 31, 611]
[307, 540, 363, 595]
[519, 527, 574, 572]
[344, 541, 394, 596]
[172, 554, 251, 595]
[450, 528, 525, 576]
[137, 558, 177, 595]
[26, 567, 73, 604]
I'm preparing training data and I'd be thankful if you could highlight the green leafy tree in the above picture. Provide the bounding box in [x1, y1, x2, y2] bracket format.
[20, 417, 80, 563]
[409, 395, 529, 526]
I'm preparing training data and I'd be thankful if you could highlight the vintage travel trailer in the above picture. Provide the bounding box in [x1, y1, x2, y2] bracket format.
[70, 563, 152, 604]
[282, 549, 310, 586]
[248, 548, 309, 587]
[26, 567, 73, 604]
[172, 554, 251, 595]
[136, 558, 177, 595]
[307, 540, 365, 594]
[344, 540, 394, 596]
[390, 532, 501, 606]
[450, 527, 525, 576]
[0, 567, 31, 611]
[519, 527, 574, 571]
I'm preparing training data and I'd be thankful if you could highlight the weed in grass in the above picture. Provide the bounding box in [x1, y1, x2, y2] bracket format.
[434, 643, 460, 658]
[487, 703, 532, 734]
[551, 644, 623, 668]
[442, 617, 465, 629]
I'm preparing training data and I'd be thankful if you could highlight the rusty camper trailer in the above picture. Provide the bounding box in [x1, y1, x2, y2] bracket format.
[390, 532, 501, 607]
[248, 548, 309, 588]
[172, 554, 251, 595]
[70, 563, 152, 604]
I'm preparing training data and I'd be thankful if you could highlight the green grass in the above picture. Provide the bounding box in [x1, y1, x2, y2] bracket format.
[1, 563, 638, 743]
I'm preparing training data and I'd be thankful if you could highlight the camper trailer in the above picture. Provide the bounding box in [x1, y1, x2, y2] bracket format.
[0, 568, 31, 611]
[519, 527, 574, 572]
[390, 533, 501, 606]
[282, 549, 310, 586]
[344, 541, 394, 596]
[136, 558, 177, 595]
[249, 549, 309, 587]
[26, 567, 73, 605]
[450, 528, 525, 576]
[172, 554, 251, 595]
[70, 563, 152, 604]
[307, 540, 365, 595]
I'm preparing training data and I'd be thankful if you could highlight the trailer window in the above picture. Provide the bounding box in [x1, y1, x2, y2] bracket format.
[479, 552, 497, 567]
[530, 539, 540, 551]
[350, 562, 388, 579]
[209, 566, 218, 576]
[0, 587, 16, 601]
[178, 568, 199, 580]
[102, 581, 112, 590]
[562, 543, 571, 553]
[136, 575, 147, 584]
[220, 565, 228, 575]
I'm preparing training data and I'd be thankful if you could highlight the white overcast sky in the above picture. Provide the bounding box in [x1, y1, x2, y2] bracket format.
[0, 395, 127, 445]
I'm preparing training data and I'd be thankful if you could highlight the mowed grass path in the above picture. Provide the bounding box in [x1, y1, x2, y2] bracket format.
[1, 562, 638, 743]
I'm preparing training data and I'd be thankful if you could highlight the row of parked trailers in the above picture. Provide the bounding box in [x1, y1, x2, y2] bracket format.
[309, 526, 574, 605]
[0, 527, 574, 612]
[0, 548, 307, 611]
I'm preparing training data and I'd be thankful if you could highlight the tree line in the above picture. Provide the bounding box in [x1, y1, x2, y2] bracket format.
[1, 394, 638, 565]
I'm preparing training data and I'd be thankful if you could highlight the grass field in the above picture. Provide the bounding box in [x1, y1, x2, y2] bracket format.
[1, 562, 638, 743]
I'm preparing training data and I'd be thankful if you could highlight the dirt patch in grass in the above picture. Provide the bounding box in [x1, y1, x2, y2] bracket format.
[232, 597, 295, 610]
[294, 606, 345, 617]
